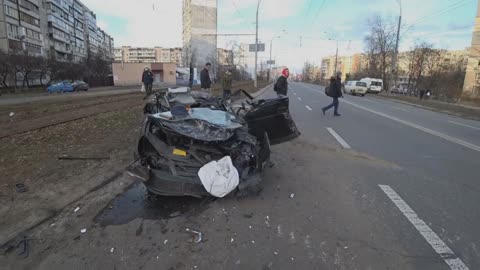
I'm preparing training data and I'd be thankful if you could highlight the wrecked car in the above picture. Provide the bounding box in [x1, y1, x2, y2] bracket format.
[127, 87, 300, 198]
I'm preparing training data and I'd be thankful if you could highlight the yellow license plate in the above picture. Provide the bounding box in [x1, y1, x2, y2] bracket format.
[173, 148, 187, 157]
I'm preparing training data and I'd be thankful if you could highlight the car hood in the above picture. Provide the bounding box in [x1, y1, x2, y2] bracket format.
[150, 108, 244, 142]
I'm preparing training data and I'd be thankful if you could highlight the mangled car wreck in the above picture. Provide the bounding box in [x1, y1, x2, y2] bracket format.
[128, 87, 300, 198]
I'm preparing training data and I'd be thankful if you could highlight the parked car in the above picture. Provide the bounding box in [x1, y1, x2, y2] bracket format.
[127, 88, 301, 198]
[344, 81, 367, 96]
[360, 77, 383, 94]
[47, 81, 74, 93]
[72, 81, 89, 91]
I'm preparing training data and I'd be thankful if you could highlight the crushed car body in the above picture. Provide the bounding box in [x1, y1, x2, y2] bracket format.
[127, 87, 300, 198]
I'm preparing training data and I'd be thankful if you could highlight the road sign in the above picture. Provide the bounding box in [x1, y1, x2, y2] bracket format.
[249, 43, 265, 52]
[267, 60, 275, 65]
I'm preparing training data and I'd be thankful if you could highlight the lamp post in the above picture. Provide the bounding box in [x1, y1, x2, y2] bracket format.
[268, 31, 286, 82]
[392, 0, 402, 93]
[254, 0, 262, 88]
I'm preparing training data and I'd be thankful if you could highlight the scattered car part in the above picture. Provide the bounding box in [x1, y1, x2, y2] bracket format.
[15, 183, 28, 193]
[185, 228, 202, 244]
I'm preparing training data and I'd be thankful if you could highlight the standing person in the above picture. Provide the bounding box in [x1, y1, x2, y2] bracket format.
[141, 67, 154, 97]
[274, 68, 289, 97]
[222, 69, 233, 100]
[322, 71, 343, 116]
[200, 62, 212, 94]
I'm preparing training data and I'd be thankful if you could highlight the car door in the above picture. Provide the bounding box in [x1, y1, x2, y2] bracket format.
[244, 96, 300, 145]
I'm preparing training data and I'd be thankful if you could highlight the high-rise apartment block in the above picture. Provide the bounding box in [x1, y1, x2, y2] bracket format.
[0, 0, 114, 62]
[182, 0, 217, 69]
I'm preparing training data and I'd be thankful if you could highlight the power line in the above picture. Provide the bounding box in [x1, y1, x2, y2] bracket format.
[401, 0, 473, 35]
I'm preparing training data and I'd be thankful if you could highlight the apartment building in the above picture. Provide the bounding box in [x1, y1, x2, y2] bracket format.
[0, 0, 44, 56]
[182, 0, 217, 69]
[114, 46, 183, 65]
[0, 0, 113, 62]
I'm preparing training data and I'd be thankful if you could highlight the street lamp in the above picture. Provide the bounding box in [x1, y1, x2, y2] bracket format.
[392, 0, 402, 92]
[268, 30, 286, 82]
[254, 0, 262, 88]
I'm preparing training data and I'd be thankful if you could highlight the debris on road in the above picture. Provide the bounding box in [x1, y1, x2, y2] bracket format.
[230, 237, 234, 243]
[185, 228, 202, 244]
[290, 193, 295, 198]
[9, 112, 15, 117]
[273, 251, 278, 256]
[80, 228, 86, 234]
[73, 206, 80, 213]
[110, 247, 114, 253]
[15, 183, 28, 193]
[164, 240, 168, 244]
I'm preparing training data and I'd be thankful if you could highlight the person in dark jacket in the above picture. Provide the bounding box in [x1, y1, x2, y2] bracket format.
[141, 67, 154, 96]
[322, 71, 343, 116]
[200, 63, 212, 93]
[222, 69, 233, 99]
[274, 68, 289, 97]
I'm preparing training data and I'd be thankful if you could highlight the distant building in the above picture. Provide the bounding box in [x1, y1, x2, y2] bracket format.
[114, 46, 183, 65]
[0, 0, 114, 62]
[112, 62, 176, 86]
[182, 0, 217, 70]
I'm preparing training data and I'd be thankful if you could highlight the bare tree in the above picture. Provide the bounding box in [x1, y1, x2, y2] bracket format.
[364, 16, 397, 91]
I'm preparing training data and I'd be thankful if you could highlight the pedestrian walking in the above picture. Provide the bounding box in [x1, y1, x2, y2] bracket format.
[322, 71, 343, 117]
[222, 69, 233, 100]
[274, 68, 289, 97]
[141, 67, 154, 97]
[200, 62, 212, 94]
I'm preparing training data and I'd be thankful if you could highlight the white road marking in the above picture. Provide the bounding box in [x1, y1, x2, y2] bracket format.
[379, 185, 469, 270]
[326, 127, 351, 149]
[297, 97, 302, 101]
[305, 105, 312, 111]
[448, 121, 480, 131]
[340, 99, 480, 153]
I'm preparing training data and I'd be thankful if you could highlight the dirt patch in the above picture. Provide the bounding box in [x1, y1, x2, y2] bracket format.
[0, 94, 144, 245]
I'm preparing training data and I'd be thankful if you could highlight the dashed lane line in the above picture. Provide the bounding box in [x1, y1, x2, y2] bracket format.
[379, 185, 469, 270]
[305, 105, 312, 111]
[326, 127, 351, 149]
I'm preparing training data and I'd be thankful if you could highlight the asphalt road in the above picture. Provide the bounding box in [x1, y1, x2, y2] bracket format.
[3, 82, 480, 269]
[285, 82, 480, 269]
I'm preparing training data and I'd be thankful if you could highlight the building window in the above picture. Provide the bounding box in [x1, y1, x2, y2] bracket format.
[7, 23, 19, 39]
[19, 0, 39, 12]
[25, 28, 41, 40]
[25, 42, 41, 54]
[4, 5, 19, 19]
[20, 11, 39, 26]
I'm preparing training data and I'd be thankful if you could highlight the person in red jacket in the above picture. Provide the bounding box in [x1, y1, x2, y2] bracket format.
[274, 68, 289, 97]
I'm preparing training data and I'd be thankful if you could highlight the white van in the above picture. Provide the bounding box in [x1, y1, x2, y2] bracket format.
[360, 78, 383, 94]
[344, 81, 368, 96]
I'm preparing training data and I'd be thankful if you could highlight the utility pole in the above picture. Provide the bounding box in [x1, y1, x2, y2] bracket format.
[268, 39, 273, 82]
[254, 0, 261, 88]
[392, 0, 402, 93]
[334, 40, 339, 74]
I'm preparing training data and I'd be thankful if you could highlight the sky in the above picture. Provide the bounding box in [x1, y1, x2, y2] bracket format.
[82, 0, 477, 72]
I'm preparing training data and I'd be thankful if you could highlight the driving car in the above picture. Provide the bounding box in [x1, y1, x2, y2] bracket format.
[71, 81, 89, 91]
[47, 81, 74, 93]
[127, 87, 301, 198]
[345, 81, 368, 96]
